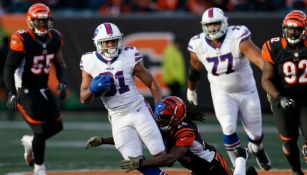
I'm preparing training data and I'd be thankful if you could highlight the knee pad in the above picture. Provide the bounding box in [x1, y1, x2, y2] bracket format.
[248, 133, 263, 145]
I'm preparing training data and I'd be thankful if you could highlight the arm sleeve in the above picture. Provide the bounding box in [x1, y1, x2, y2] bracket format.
[3, 50, 24, 94]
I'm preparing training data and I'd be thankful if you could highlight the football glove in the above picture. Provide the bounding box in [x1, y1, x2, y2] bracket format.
[7, 92, 18, 112]
[56, 82, 67, 99]
[85, 136, 103, 149]
[186, 104, 205, 121]
[278, 96, 296, 111]
[89, 74, 112, 95]
[120, 156, 142, 172]
[187, 89, 198, 105]
[154, 101, 166, 119]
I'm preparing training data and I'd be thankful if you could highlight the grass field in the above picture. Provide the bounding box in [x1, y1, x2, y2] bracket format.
[0, 111, 306, 174]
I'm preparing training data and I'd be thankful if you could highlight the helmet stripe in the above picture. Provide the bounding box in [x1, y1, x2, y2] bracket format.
[104, 23, 113, 35]
[208, 8, 214, 18]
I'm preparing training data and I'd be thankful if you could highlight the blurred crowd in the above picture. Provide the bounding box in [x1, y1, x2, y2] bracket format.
[0, 0, 306, 16]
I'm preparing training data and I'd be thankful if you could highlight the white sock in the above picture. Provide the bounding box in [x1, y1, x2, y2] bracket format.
[227, 150, 237, 167]
[233, 157, 246, 175]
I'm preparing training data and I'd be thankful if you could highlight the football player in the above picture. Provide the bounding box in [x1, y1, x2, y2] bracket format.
[261, 10, 307, 175]
[4, 3, 67, 175]
[186, 7, 271, 170]
[86, 96, 257, 175]
[80, 22, 167, 175]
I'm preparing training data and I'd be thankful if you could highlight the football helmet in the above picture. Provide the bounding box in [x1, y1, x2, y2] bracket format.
[93, 23, 123, 58]
[27, 3, 53, 36]
[156, 96, 186, 131]
[201, 7, 228, 40]
[282, 10, 306, 45]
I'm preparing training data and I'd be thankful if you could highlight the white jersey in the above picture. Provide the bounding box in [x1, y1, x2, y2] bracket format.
[188, 25, 256, 92]
[80, 46, 144, 116]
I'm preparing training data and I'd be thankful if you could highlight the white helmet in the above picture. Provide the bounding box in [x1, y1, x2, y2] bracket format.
[93, 22, 123, 58]
[201, 7, 228, 40]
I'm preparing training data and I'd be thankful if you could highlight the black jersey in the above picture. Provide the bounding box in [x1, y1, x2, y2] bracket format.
[7, 29, 63, 90]
[262, 37, 307, 101]
[162, 120, 217, 172]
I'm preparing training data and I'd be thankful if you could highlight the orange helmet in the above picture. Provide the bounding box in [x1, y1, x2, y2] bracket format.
[27, 3, 53, 36]
[156, 96, 186, 131]
[282, 10, 306, 44]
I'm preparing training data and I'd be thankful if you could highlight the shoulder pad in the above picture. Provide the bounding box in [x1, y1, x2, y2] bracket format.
[10, 32, 25, 52]
[227, 25, 251, 40]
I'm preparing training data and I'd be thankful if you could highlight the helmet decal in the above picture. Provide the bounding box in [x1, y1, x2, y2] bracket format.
[104, 23, 113, 35]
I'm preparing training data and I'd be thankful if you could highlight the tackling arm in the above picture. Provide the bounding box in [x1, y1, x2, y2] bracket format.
[141, 146, 188, 167]
[134, 62, 162, 103]
[239, 39, 264, 70]
[120, 145, 188, 172]
[80, 70, 95, 104]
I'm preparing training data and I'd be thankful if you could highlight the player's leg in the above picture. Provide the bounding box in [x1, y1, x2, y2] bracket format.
[43, 89, 63, 139]
[111, 104, 167, 175]
[19, 89, 63, 175]
[134, 102, 168, 175]
[209, 151, 233, 175]
[272, 99, 302, 174]
[211, 85, 240, 167]
[299, 105, 307, 163]
[233, 147, 252, 175]
[18, 89, 51, 174]
[134, 102, 165, 156]
[239, 89, 271, 170]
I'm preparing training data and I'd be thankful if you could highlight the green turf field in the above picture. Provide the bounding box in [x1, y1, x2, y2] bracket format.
[0, 112, 306, 174]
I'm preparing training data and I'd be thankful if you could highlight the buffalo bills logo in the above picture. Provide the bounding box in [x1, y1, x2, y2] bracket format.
[93, 27, 99, 38]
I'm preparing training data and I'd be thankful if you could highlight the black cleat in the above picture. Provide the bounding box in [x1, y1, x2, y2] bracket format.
[248, 143, 271, 171]
[234, 147, 251, 160]
[292, 170, 304, 175]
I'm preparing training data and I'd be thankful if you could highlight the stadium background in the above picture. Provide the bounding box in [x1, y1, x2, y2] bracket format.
[0, 1, 306, 174]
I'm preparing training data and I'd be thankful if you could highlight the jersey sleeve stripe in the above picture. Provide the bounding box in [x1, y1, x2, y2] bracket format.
[188, 45, 195, 53]
[135, 56, 142, 62]
[240, 31, 251, 42]
[261, 42, 275, 64]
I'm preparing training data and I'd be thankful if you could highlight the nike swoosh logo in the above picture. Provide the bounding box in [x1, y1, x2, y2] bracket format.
[136, 107, 142, 112]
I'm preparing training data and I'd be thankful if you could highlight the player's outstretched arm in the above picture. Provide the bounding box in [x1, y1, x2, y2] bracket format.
[121, 146, 187, 172]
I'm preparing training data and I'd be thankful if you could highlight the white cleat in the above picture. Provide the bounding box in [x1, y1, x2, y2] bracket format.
[34, 164, 47, 175]
[21, 135, 34, 166]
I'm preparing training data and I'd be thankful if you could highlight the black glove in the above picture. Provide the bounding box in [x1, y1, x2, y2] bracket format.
[186, 103, 206, 121]
[278, 96, 296, 111]
[7, 92, 18, 112]
[57, 82, 67, 99]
